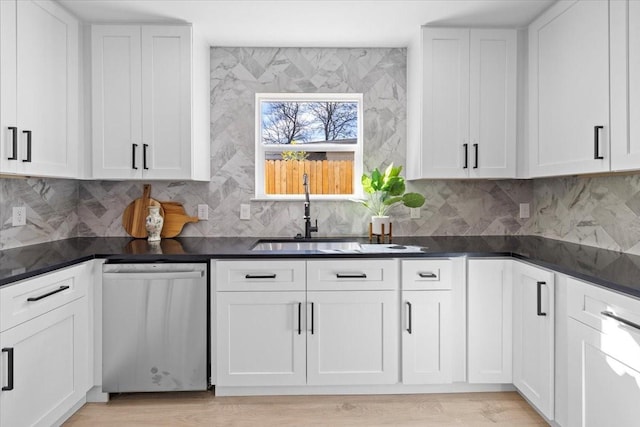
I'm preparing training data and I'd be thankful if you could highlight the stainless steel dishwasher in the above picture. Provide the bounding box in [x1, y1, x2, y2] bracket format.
[102, 263, 208, 393]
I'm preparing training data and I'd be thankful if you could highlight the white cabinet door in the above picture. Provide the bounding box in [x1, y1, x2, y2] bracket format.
[419, 28, 516, 179]
[0, 0, 18, 174]
[512, 261, 555, 420]
[529, 0, 610, 177]
[0, 298, 88, 427]
[611, 0, 640, 171]
[467, 259, 512, 383]
[91, 25, 192, 180]
[216, 291, 306, 386]
[140, 26, 192, 180]
[568, 318, 640, 427]
[91, 25, 143, 180]
[0, 0, 78, 178]
[307, 291, 398, 385]
[421, 28, 470, 178]
[469, 29, 516, 178]
[402, 290, 452, 384]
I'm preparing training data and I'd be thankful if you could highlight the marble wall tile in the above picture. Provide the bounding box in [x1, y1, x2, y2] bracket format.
[528, 174, 640, 255]
[0, 177, 78, 250]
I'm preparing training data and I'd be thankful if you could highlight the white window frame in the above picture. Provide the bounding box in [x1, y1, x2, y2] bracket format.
[254, 92, 364, 201]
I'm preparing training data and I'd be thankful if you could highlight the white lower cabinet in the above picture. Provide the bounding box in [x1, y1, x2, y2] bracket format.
[402, 290, 452, 384]
[512, 261, 555, 420]
[307, 291, 398, 385]
[216, 291, 306, 386]
[567, 277, 640, 427]
[215, 259, 398, 388]
[467, 259, 512, 383]
[0, 264, 90, 427]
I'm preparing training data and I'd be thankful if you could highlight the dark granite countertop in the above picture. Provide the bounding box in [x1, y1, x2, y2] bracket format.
[1, 235, 640, 299]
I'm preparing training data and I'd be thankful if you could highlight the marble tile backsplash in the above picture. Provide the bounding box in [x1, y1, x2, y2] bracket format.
[530, 173, 640, 255]
[2, 47, 639, 255]
[0, 177, 78, 250]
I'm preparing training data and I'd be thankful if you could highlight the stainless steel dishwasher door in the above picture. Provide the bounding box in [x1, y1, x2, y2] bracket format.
[102, 263, 207, 393]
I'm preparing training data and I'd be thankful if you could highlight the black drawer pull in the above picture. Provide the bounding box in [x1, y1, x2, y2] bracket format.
[22, 130, 31, 162]
[7, 127, 17, 160]
[406, 301, 412, 334]
[536, 281, 547, 316]
[244, 274, 276, 279]
[418, 272, 437, 278]
[297, 302, 302, 335]
[336, 273, 367, 279]
[310, 302, 315, 335]
[27, 285, 70, 302]
[601, 311, 640, 332]
[2, 348, 13, 391]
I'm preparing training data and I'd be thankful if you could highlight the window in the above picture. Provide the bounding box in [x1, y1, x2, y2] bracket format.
[255, 93, 363, 200]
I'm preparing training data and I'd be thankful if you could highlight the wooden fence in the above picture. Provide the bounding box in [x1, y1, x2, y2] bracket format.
[265, 160, 354, 195]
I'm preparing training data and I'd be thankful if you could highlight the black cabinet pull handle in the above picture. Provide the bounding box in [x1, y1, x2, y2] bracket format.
[22, 130, 31, 162]
[536, 281, 547, 316]
[310, 302, 315, 335]
[473, 143, 478, 169]
[406, 301, 412, 334]
[463, 143, 468, 169]
[132, 143, 138, 169]
[244, 274, 276, 279]
[2, 348, 14, 391]
[601, 311, 640, 332]
[418, 272, 437, 278]
[336, 273, 367, 279]
[594, 126, 604, 159]
[143, 144, 149, 170]
[297, 302, 302, 335]
[7, 127, 17, 160]
[27, 285, 70, 302]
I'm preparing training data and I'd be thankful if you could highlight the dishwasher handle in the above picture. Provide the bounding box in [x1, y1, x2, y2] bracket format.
[103, 271, 204, 280]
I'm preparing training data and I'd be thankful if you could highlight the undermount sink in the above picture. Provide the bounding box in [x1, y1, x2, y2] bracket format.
[251, 239, 362, 251]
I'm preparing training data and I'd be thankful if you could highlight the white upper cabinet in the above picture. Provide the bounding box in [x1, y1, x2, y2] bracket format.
[419, 28, 516, 179]
[91, 25, 204, 180]
[610, 0, 640, 171]
[528, 0, 610, 177]
[0, 0, 79, 178]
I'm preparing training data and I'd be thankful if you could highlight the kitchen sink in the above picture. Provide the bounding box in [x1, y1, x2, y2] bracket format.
[251, 239, 362, 251]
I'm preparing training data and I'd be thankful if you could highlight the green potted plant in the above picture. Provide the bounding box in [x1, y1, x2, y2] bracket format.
[358, 163, 426, 234]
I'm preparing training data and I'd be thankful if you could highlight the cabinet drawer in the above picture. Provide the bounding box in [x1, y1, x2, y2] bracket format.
[401, 259, 452, 290]
[216, 260, 305, 291]
[307, 259, 398, 291]
[0, 263, 89, 332]
[568, 277, 640, 337]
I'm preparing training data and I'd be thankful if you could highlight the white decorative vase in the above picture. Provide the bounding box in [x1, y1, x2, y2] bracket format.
[145, 205, 163, 242]
[371, 215, 390, 235]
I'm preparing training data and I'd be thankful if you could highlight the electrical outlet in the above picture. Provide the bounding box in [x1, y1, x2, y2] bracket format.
[240, 204, 251, 220]
[519, 203, 530, 219]
[12, 207, 26, 226]
[197, 204, 209, 221]
[410, 207, 421, 219]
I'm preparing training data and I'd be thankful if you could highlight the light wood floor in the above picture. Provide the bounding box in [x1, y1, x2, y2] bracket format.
[64, 391, 548, 426]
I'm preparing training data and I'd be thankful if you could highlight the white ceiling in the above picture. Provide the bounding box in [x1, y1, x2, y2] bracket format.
[59, 0, 556, 47]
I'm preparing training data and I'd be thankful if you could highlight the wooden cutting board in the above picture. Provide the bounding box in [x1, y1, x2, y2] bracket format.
[122, 184, 164, 238]
[160, 201, 199, 238]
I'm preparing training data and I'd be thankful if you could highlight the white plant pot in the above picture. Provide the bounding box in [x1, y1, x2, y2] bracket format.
[371, 215, 390, 235]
